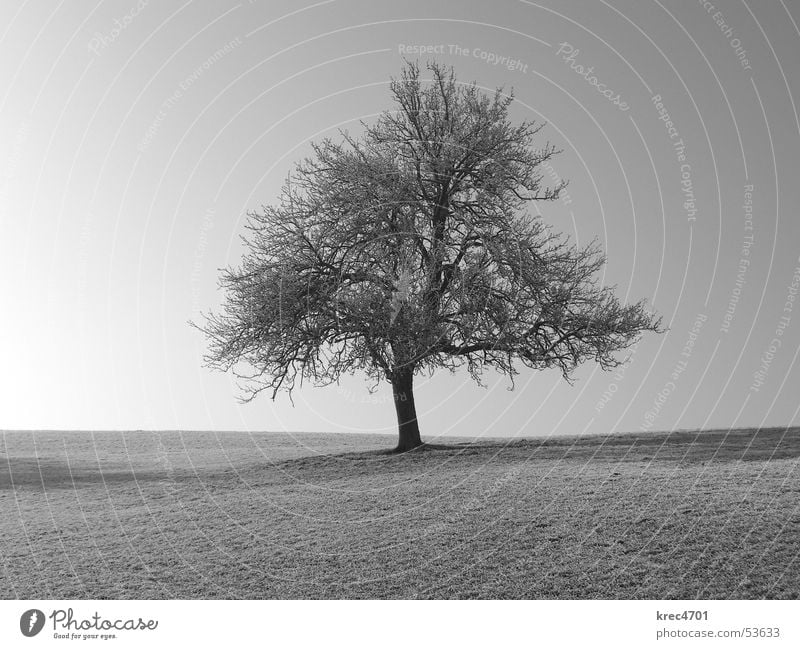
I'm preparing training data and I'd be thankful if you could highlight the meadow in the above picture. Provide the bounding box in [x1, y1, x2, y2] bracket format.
[0, 427, 797, 599]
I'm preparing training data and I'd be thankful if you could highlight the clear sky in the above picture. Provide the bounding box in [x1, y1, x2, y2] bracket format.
[1, 0, 799, 439]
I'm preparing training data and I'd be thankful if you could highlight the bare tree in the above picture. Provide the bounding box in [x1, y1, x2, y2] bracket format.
[196, 61, 662, 452]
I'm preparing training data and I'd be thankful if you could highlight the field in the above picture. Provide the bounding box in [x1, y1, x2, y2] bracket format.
[1, 427, 798, 599]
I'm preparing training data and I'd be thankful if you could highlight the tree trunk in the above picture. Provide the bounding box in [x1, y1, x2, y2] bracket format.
[391, 368, 423, 452]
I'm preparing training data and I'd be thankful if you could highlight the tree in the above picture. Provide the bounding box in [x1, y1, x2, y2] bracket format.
[196, 61, 662, 452]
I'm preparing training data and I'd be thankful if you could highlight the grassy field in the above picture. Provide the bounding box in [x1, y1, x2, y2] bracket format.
[0, 427, 798, 599]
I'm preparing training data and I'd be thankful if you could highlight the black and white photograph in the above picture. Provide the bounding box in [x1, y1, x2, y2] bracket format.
[0, 0, 798, 645]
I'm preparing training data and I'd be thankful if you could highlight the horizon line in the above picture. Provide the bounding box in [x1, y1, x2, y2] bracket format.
[1, 425, 797, 439]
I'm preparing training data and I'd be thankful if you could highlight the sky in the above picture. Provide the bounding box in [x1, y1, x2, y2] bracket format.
[1, 0, 799, 439]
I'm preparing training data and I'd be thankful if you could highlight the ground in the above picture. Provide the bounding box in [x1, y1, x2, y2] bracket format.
[0, 427, 798, 599]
